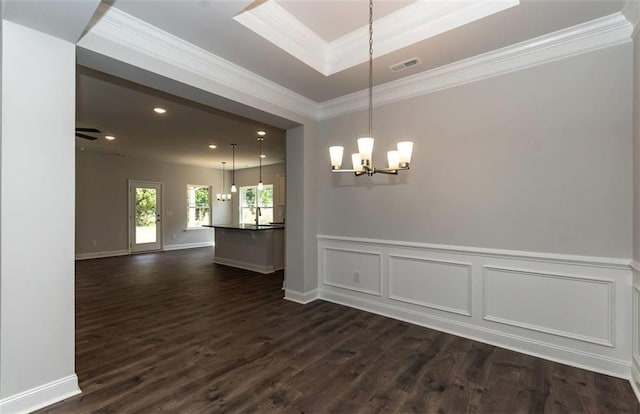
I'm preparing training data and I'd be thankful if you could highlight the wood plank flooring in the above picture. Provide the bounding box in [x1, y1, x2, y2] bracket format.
[38, 247, 639, 413]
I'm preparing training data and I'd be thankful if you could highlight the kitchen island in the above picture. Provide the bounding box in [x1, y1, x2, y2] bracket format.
[204, 224, 284, 274]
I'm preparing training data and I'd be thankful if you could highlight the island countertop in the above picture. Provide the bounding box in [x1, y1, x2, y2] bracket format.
[202, 223, 285, 231]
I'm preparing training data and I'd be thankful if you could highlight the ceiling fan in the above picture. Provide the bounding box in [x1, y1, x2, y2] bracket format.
[75, 127, 101, 141]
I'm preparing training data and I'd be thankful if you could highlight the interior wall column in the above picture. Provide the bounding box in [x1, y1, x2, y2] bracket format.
[0, 20, 78, 407]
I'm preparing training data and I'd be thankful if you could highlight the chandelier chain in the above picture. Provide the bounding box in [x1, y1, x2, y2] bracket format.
[368, 0, 373, 138]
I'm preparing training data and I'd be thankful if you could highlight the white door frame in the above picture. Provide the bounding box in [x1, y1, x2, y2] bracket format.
[128, 180, 164, 253]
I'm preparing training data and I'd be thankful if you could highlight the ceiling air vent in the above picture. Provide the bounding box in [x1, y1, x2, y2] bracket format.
[388, 57, 421, 73]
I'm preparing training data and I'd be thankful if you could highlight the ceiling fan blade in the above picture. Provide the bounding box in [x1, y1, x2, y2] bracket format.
[76, 133, 98, 141]
[75, 127, 101, 133]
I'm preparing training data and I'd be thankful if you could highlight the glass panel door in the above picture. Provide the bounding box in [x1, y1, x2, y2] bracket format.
[129, 181, 162, 252]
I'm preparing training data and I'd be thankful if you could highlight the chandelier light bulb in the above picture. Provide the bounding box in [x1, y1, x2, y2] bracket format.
[357, 137, 374, 163]
[397, 141, 414, 165]
[351, 153, 363, 172]
[387, 150, 400, 169]
[329, 146, 344, 169]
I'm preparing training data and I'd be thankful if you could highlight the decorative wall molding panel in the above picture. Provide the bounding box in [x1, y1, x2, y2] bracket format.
[322, 247, 382, 296]
[75, 249, 129, 260]
[317, 234, 633, 378]
[0, 374, 80, 414]
[388, 255, 472, 316]
[483, 266, 614, 347]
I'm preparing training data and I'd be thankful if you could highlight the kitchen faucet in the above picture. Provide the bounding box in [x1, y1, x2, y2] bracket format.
[255, 206, 261, 227]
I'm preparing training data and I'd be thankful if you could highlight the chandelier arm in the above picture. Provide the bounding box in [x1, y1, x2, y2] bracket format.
[373, 169, 399, 175]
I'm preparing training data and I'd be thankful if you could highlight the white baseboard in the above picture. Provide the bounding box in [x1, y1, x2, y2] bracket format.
[284, 288, 319, 304]
[214, 257, 274, 274]
[320, 289, 630, 379]
[163, 242, 213, 251]
[631, 362, 640, 402]
[0, 374, 80, 414]
[75, 250, 128, 260]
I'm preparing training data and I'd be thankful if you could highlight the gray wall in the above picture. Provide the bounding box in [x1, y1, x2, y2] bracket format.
[230, 162, 285, 225]
[318, 44, 633, 259]
[287, 124, 319, 293]
[76, 151, 232, 255]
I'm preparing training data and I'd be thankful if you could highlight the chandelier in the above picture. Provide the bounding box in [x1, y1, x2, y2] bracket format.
[230, 143, 237, 193]
[329, 0, 413, 176]
[216, 161, 231, 201]
[257, 136, 264, 190]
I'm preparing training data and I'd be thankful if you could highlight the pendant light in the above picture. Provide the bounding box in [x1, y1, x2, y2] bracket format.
[230, 144, 237, 193]
[257, 136, 264, 191]
[216, 162, 231, 201]
[328, 0, 413, 177]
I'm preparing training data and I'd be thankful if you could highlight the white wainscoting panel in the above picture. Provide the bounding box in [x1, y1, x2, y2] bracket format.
[322, 247, 382, 296]
[317, 234, 633, 379]
[389, 255, 472, 316]
[483, 266, 614, 347]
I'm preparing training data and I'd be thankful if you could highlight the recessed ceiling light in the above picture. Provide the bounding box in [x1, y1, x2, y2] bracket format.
[260, 154, 266, 158]
[208, 144, 217, 149]
[257, 130, 266, 136]
[154, 107, 167, 114]
[105, 135, 116, 140]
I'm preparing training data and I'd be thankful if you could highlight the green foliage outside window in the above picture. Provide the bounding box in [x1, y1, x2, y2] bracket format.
[243, 187, 256, 207]
[193, 187, 210, 222]
[260, 186, 273, 206]
[188, 185, 211, 227]
[135, 188, 157, 226]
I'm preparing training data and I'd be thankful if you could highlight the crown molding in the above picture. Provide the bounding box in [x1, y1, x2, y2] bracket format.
[234, 0, 519, 76]
[623, 0, 640, 37]
[80, 6, 633, 123]
[233, 1, 330, 75]
[318, 12, 633, 120]
[79, 4, 319, 120]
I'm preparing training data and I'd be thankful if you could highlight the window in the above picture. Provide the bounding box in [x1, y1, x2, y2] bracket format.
[240, 184, 273, 225]
[187, 185, 211, 228]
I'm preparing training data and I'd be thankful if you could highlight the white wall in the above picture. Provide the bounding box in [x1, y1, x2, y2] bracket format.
[631, 16, 640, 399]
[230, 163, 285, 225]
[0, 20, 78, 409]
[318, 44, 633, 259]
[76, 151, 232, 256]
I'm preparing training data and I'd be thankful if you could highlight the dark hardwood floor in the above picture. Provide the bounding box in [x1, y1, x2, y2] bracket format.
[38, 247, 638, 413]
